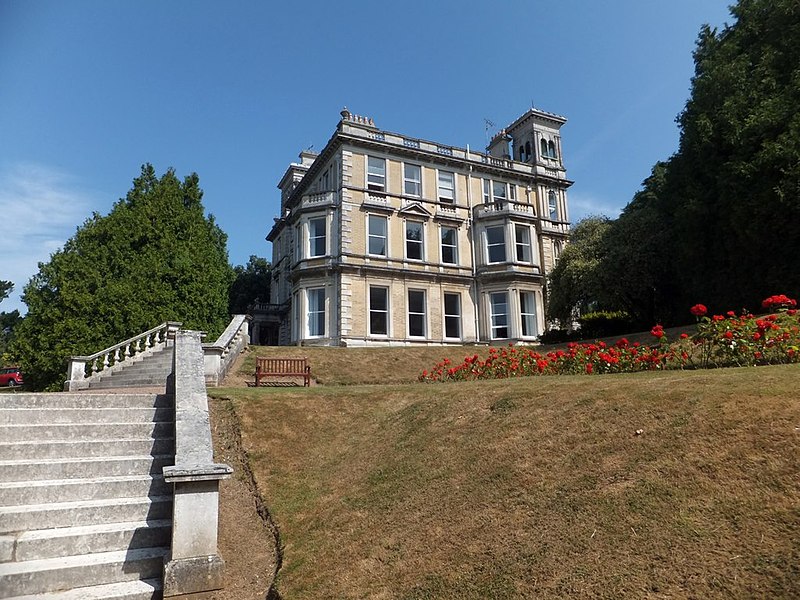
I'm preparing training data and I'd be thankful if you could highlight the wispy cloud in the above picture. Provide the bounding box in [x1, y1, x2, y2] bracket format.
[567, 190, 624, 222]
[0, 163, 93, 313]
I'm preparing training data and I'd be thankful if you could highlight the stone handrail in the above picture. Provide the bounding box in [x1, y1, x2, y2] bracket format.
[163, 330, 232, 596]
[65, 321, 182, 391]
[203, 314, 251, 386]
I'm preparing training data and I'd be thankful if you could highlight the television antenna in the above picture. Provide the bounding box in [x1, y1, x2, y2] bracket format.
[484, 118, 496, 147]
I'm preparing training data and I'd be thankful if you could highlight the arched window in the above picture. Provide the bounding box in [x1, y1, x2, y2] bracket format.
[525, 141, 531, 161]
[540, 138, 548, 158]
[548, 191, 558, 220]
[519, 145, 525, 161]
[548, 140, 556, 158]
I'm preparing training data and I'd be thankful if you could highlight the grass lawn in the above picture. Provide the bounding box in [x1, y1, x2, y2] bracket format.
[211, 355, 800, 599]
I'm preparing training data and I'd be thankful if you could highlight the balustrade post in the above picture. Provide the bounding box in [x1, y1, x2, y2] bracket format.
[64, 358, 88, 391]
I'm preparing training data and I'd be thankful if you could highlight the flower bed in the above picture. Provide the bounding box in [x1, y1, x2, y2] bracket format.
[420, 295, 800, 382]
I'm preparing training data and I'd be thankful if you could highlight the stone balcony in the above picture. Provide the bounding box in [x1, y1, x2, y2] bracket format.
[474, 201, 537, 221]
[299, 190, 337, 211]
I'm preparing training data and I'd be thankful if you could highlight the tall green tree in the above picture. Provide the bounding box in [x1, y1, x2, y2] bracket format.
[11, 165, 234, 390]
[670, 0, 800, 311]
[546, 217, 613, 328]
[228, 255, 271, 314]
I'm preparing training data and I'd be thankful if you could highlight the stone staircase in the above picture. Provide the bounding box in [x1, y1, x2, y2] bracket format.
[83, 346, 174, 391]
[0, 392, 175, 599]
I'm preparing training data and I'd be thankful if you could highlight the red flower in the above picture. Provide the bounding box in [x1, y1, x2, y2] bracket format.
[585, 363, 593, 374]
[650, 325, 664, 338]
[680, 333, 689, 339]
[690, 304, 707, 317]
[724, 331, 734, 339]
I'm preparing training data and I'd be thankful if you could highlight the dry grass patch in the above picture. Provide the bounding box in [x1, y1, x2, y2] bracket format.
[212, 364, 800, 599]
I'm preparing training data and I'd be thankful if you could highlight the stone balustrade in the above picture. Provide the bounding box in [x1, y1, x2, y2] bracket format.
[65, 322, 182, 391]
[474, 201, 536, 220]
[203, 314, 251, 387]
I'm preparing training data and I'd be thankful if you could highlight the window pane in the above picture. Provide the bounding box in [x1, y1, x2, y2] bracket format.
[404, 164, 421, 196]
[367, 156, 386, 191]
[368, 215, 387, 256]
[307, 288, 325, 337]
[438, 171, 455, 202]
[310, 217, 326, 257]
[408, 290, 426, 337]
[369, 287, 388, 335]
[521, 291, 537, 337]
[515, 224, 531, 263]
[370, 286, 387, 311]
[487, 226, 506, 263]
[441, 227, 457, 264]
[406, 222, 423, 260]
[548, 191, 558, 220]
[408, 290, 425, 314]
[444, 292, 461, 339]
[493, 181, 507, 201]
[444, 294, 460, 315]
[490, 292, 508, 339]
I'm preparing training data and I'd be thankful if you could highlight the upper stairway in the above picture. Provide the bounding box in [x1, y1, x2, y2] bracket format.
[83, 345, 174, 391]
[0, 392, 175, 599]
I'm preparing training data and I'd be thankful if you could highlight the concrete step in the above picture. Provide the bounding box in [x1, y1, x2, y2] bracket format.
[4, 577, 163, 600]
[87, 379, 169, 390]
[0, 475, 170, 506]
[0, 495, 173, 532]
[0, 394, 172, 409]
[0, 422, 174, 443]
[0, 438, 174, 461]
[0, 455, 173, 482]
[0, 408, 174, 425]
[0, 546, 167, 597]
[12, 520, 171, 561]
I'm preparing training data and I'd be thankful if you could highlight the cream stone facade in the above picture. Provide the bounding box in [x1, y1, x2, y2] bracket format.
[261, 108, 572, 346]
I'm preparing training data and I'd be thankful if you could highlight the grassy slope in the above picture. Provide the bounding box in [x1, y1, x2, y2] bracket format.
[212, 357, 800, 599]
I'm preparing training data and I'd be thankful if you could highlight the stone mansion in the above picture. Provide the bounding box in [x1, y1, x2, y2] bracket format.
[253, 107, 571, 346]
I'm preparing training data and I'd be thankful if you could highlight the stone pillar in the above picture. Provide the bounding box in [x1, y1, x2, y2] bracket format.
[163, 330, 232, 597]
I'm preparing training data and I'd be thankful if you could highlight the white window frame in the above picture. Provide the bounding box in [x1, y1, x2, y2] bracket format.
[520, 291, 538, 338]
[486, 225, 506, 264]
[514, 224, 532, 263]
[489, 292, 509, 340]
[368, 214, 388, 257]
[367, 156, 386, 192]
[369, 285, 389, 336]
[437, 170, 455, 203]
[307, 287, 326, 338]
[405, 220, 424, 261]
[407, 289, 427, 338]
[403, 163, 422, 197]
[443, 292, 461, 339]
[308, 216, 327, 258]
[440, 226, 458, 265]
[483, 178, 513, 204]
[548, 190, 558, 220]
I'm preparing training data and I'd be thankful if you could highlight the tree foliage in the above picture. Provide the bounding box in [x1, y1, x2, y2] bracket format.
[11, 165, 234, 390]
[548, 0, 800, 327]
[0, 281, 11, 303]
[546, 217, 612, 328]
[228, 255, 271, 314]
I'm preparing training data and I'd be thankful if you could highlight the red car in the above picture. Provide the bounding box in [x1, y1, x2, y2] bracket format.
[0, 367, 23, 387]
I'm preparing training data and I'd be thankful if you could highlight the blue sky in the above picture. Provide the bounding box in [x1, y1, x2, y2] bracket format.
[0, 0, 733, 314]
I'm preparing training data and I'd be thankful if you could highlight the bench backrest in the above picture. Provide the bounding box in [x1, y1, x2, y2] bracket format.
[256, 357, 308, 374]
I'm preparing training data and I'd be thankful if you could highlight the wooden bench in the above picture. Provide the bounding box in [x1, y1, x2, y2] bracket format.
[254, 357, 311, 387]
